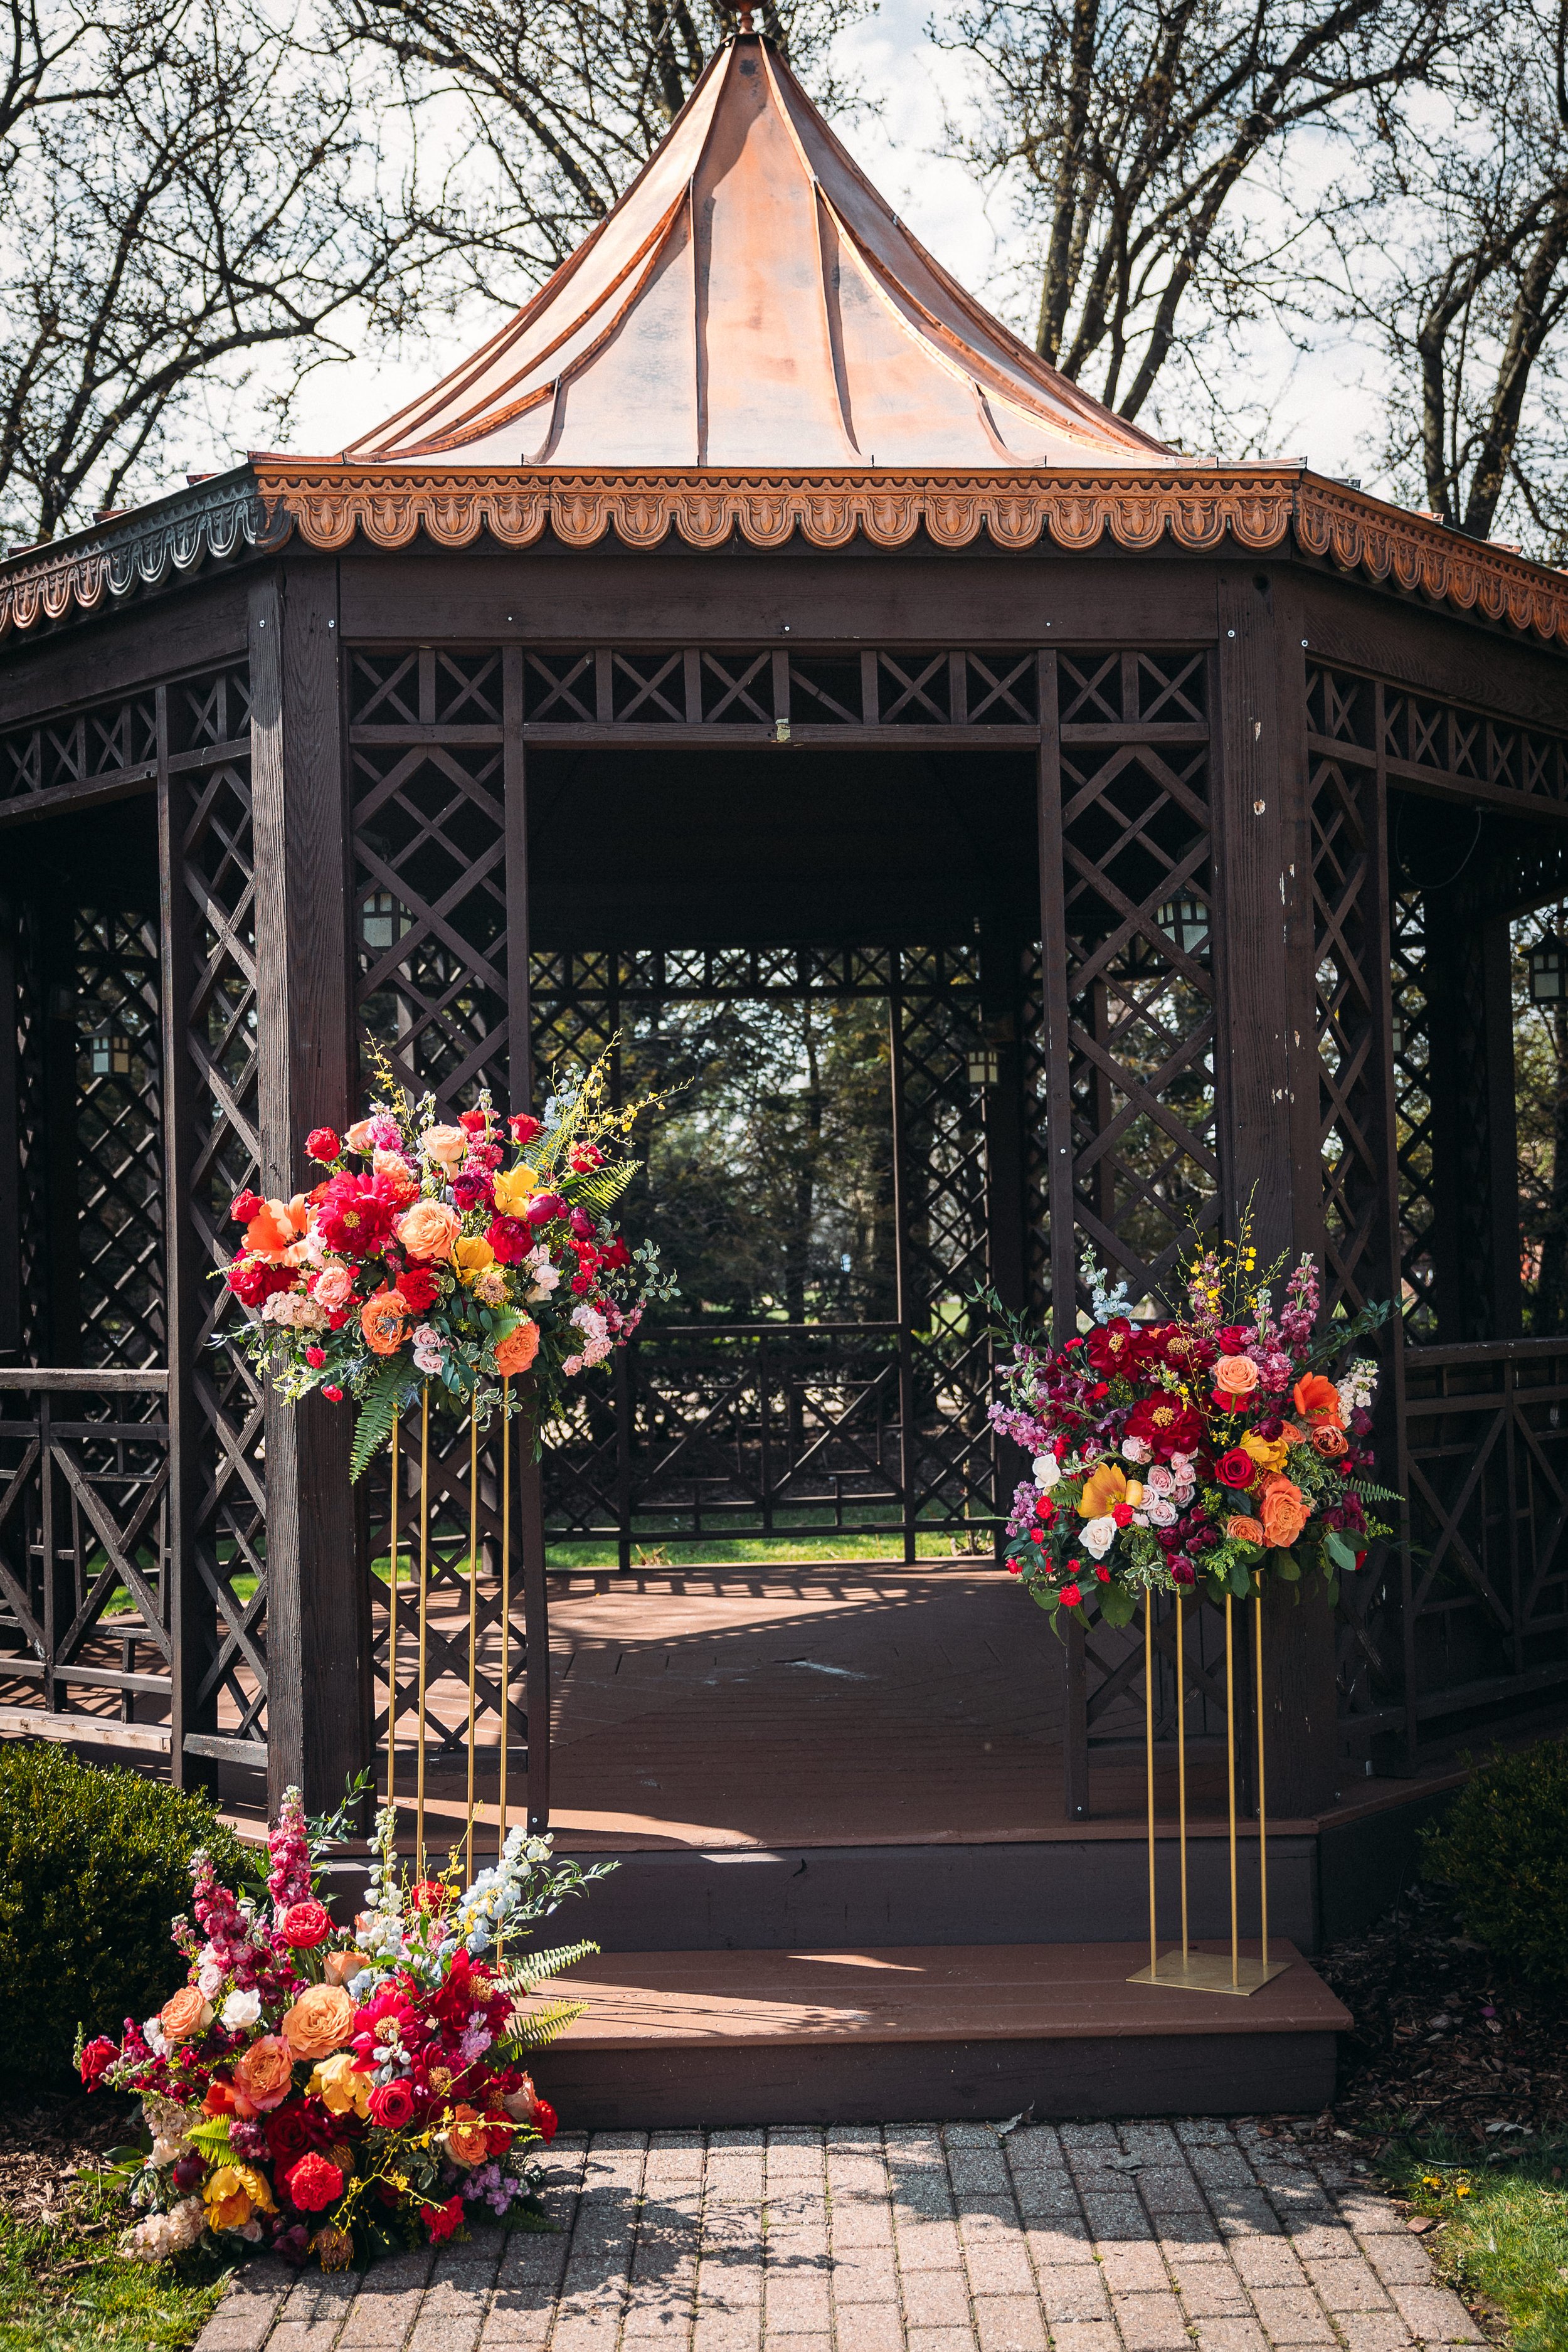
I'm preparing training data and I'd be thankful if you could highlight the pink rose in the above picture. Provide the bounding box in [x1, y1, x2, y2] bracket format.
[233, 2035, 295, 2114]
[1214, 1354, 1261, 1398]
[312, 1265, 356, 1313]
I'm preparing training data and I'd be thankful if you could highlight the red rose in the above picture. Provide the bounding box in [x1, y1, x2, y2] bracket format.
[451, 1172, 494, 1212]
[532, 2097, 558, 2144]
[78, 2035, 116, 2085]
[458, 1110, 489, 1135]
[398, 1266, 442, 1312]
[486, 1214, 532, 1264]
[509, 1114, 543, 1143]
[305, 1128, 341, 1163]
[568, 1143, 603, 1171]
[1218, 1325, 1249, 1353]
[277, 1899, 331, 1948]
[1217, 1449, 1256, 1489]
[1059, 1584, 1083, 1608]
[305, 1345, 326, 1368]
[1125, 1394, 1202, 1461]
[284, 2151, 344, 2214]
[265, 2097, 331, 2172]
[601, 1237, 631, 1271]
[425, 2193, 465, 2243]
[227, 1259, 295, 1307]
[409, 1878, 452, 1915]
[1172, 1560, 1197, 1585]
[368, 2079, 416, 2129]
[231, 1189, 264, 1225]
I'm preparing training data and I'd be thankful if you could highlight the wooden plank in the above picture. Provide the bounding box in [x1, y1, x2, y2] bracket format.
[250, 556, 369, 1814]
[0, 1702, 170, 1754]
[1297, 571, 1568, 732]
[0, 1367, 167, 1391]
[542, 1939, 1346, 2048]
[0, 578, 250, 730]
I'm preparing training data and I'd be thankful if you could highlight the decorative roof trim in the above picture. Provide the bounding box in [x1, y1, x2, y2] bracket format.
[4, 462, 1568, 648]
[0, 469, 282, 641]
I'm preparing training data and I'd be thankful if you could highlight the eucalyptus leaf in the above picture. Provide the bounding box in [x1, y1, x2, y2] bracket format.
[1099, 1584, 1136, 1628]
[1272, 1547, 1301, 1582]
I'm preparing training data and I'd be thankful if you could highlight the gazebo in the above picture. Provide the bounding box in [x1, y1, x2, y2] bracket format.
[0, 19, 1565, 2102]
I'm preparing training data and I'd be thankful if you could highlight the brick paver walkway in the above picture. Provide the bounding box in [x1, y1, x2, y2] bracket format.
[194, 2120, 1481, 2352]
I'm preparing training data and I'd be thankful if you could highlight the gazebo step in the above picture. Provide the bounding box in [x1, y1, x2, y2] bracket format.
[536, 1940, 1348, 2129]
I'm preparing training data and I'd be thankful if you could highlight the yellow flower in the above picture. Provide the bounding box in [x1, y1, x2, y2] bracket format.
[203, 2161, 275, 2230]
[1456, 2181, 1471, 2198]
[309, 2051, 372, 2119]
[452, 1234, 496, 1283]
[1241, 1429, 1290, 1474]
[492, 1166, 539, 1216]
[1077, 1461, 1128, 1519]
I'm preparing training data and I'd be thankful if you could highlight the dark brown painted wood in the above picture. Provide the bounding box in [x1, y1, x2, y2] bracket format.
[1297, 571, 1568, 731]
[157, 682, 216, 1791]
[0, 580, 250, 729]
[249, 556, 368, 1814]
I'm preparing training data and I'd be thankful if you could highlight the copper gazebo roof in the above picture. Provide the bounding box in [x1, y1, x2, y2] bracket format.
[339, 25, 1177, 472]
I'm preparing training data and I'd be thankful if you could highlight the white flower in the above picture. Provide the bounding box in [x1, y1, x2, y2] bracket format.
[220, 1988, 262, 2032]
[196, 1960, 224, 1999]
[140, 2016, 168, 2058]
[525, 1245, 561, 1301]
[1032, 1452, 1060, 1487]
[1080, 1516, 1118, 1559]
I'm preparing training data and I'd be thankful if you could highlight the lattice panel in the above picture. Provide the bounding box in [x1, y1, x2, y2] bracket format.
[13, 901, 48, 1360]
[352, 743, 509, 1113]
[1389, 889, 1437, 1336]
[1059, 650, 1207, 726]
[74, 911, 162, 1369]
[1310, 750, 1387, 1320]
[0, 689, 159, 803]
[1058, 740, 1217, 1307]
[179, 668, 267, 1754]
[1020, 943, 1051, 1322]
[894, 944, 993, 1522]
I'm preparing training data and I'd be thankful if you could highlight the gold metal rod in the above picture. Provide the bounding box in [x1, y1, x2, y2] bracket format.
[1145, 1596, 1157, 1978]
[464, 1404, 480, 1886]
[1176, 1591, 1189, 1966]
[1225, 1592, 1238, 1989]
[499, 1375, 511, 1871]
[387, 1412, 400, 1817]
[415, 1386, 430, 1880]
[1256, 1592, 1268, 1972]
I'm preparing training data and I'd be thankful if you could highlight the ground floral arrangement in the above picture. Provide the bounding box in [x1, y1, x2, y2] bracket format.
[76, 1793, 611, 2271]
[221, 1049, 674, 1474]
[990, 1220, 1396, 1630]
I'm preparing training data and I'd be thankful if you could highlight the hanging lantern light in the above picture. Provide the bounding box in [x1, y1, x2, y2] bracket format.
[88, 1022, 131, 1076]
[1389, 1009, 1404, 1056]
[362, 889, 406, 950]
[1528, 939, 1565, 1004]
[966, 1047, 1000, 1089]
[1155, 892, 1209, 956]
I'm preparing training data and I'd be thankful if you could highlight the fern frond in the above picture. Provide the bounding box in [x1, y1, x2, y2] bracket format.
[499, 1939, 598, 1997]
[502, 1996, 588, 2051]
[575, 1160, 635, 1212]
[351, 1360, 413, 1481]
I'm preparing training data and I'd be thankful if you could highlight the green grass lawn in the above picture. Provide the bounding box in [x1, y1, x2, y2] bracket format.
[1381, 2130, 1568, 2351]
[0, 2186, 225, 2351]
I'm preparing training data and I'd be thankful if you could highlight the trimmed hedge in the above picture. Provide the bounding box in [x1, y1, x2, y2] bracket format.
[1421, 1737, 1568, 1988]
[0, 1742, 248, 2088]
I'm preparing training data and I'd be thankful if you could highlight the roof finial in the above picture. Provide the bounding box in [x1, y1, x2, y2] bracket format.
[738, 4, 756, 31]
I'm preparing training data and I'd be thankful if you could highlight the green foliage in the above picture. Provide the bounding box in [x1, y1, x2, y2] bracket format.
[1381, 2129, 1568, 2352]
[499, 1935, 599, 2057]
[1421, 1738, 1568, 1986]
[502, 1996, 588, 2050]
[351, 1357, 414, 1482]
[0, 2186, 225, 2349]
[0, 1744, 247, 2089]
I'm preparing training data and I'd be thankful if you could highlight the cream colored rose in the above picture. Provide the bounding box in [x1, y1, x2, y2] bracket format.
[418, 1124, 467, 1170]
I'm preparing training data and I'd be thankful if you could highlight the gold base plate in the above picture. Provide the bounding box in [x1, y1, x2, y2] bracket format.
[1126, 1951, 1293, 1998]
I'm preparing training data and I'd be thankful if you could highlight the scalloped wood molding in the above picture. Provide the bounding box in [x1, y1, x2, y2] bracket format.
[4, 464, 1568, 647]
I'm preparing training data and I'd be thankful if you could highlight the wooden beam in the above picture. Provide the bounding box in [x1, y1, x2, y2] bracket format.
[250, 555, 369, 1815]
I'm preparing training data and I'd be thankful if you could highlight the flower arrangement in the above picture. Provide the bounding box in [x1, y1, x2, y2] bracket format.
[990, 1221, 1396, 1631]
[78, 1791, 612, 2270]
[220, 1049, 674, 1474]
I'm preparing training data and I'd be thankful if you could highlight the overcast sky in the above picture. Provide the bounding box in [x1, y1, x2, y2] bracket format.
[275, 0, 1385, 487]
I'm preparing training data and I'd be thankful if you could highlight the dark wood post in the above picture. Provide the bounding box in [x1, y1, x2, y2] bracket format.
[1428, 891, 1522, 1342]
[156, 682, 219, 1791]
[1211, 568, 1338, 1818]
[249, 558, 369, 1815]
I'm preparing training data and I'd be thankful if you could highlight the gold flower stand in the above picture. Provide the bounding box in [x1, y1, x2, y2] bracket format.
[1127, 1589, 1290, 1996]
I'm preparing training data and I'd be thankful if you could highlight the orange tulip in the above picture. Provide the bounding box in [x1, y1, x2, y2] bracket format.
[1291, 1372, 1342, 1427]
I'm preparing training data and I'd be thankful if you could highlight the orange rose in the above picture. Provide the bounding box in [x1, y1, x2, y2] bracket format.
[232, 2035, 295, 2114]
[442, 2104, 492, 2168]
[396, 1199, 461, 1261]
[1291, 1373, 1342, 1427]
[1076, 1461, 1128, 1519]
[361, 1288, 410, 1355]
[322, 1949, 369, 1988]
[1259, 1475, 1310, 1550]
[282, 1983, 356, 2062]
[494, 1316, 541, 1378]
[418, 1123, 467, 1170]
[1225, 1514, 1265, 1545]
[1311, 1423, 1348, 1459]
[159, 1986, 213, 2045]
[1213, 1355, 1260, 1398]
